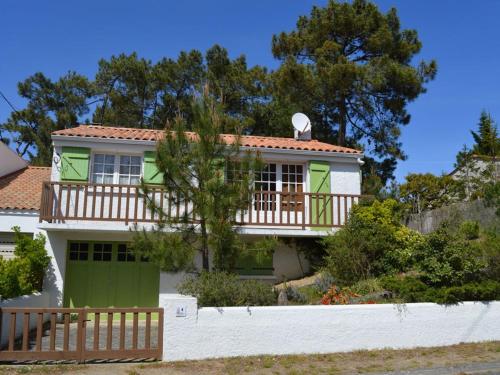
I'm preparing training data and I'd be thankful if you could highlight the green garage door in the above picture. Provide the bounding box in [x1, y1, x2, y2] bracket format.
[63, 241, 159, 308]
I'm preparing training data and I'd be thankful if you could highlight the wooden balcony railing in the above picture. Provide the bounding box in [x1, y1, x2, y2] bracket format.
[39, 182, 362, 229]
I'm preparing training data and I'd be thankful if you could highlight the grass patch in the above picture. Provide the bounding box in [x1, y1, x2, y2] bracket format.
[1, 342, 499, 374]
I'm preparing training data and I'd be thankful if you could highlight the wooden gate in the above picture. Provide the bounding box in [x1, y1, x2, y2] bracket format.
[0, 307, 163, 362]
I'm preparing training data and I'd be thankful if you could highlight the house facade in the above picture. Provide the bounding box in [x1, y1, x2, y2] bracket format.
[7, 124, 363, 308]
[0, 142, 51, 260]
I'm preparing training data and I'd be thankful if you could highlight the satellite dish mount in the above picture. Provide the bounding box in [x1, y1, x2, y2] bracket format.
[292, 113, 312, 141]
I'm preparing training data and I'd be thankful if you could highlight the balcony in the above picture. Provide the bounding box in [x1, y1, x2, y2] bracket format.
[39, 182, 361, 229]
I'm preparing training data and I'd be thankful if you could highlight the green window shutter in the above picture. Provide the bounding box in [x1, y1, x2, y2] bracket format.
[235, 250, 274, 276]
[309, 160, 332, 227]
[143, 151, 163, 184]
[60, 147, 90, 181]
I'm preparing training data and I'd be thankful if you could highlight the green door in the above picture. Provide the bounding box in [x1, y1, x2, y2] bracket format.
[63, 241, 159, 308]
[309, 161, 332, 228]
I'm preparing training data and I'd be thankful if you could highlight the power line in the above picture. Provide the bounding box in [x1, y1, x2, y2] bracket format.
[0, 89, 19, 113]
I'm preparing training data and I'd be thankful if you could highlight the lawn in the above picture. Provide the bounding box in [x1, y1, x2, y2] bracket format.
[0, 341, 499, 375]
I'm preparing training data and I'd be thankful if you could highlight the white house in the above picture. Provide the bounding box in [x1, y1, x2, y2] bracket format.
[2, 124, 363, 308]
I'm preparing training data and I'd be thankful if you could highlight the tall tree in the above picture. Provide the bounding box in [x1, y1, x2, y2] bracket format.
[131, 92, 261, 271]
[471, 111, 500, 157]
[0, 72, 93, 165]
[271, 0, 437, 178]
[92, 47, 271, 132]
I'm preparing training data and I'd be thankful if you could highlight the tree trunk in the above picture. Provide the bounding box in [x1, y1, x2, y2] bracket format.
[337, 100, 347, 146]
[200, 219, 210, 270]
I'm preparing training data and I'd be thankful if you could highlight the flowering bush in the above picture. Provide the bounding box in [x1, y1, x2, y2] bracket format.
[320, 285, 360, 305]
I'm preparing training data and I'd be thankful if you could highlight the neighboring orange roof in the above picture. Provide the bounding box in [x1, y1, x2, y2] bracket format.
[53, 125, 362, 154]
[0, 166, 51, 210]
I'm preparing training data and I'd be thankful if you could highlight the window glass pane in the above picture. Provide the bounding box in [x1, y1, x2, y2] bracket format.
[104, 165, 114, 174]
[94, 154, 104, 163]
[93, 243, 112, 261]
[94, 164, 104, 173]
[105, 155, 115, 164]
[120, 156, 130, 165]
[131, 156, 141, 165]
[119, 165, 129, 175]
[130, 166, 141, 175]
[103, 175, 114, 184]
[130, 176, 140, 185]
[119, 176, 129, 184]
[93, 174, 103, 184]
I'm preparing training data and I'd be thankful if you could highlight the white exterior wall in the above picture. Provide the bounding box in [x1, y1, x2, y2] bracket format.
[0, 292, 51, 347]
[271, 240, 310, 282]
[160, 295, 500, 361]
[0, 142, 27, 177]
[0, 210, 39, 233]
[330, 162, 361, 195]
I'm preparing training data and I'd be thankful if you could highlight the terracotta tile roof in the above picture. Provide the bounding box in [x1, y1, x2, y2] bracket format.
[0, 166, 51, 211]
[53, 125, 362, 154]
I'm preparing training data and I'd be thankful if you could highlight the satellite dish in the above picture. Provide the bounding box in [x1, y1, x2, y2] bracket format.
[292, 113, 311, 140]
[292, 113, 311, 133]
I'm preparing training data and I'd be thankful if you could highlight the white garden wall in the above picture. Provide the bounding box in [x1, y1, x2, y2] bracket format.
[0, 292, 51, 347]
[160, 295, 500, 361]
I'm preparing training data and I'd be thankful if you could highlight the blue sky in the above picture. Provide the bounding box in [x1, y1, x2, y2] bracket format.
[2, 0, 500, 182]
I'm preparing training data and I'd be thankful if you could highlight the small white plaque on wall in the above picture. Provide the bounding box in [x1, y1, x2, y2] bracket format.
[176, 306, 187, 317]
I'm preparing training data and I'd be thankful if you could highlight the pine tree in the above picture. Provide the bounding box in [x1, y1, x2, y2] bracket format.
[131, 91, 262, 271]
[271, 0, 437, 176]
[0, 72, 94, 166]
[471, 111, 500, 157]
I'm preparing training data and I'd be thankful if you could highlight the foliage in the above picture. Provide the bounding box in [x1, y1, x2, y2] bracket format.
[313, 273, 337, 294]
[414, 226, 485, 287]
[0, 227, 51, 299]
[272, 0, 436, 180]
[320, 285, 360, 305]
[132, 92, 262, 271]
[399, 173, 463, 214]
[459, 220, 480, 240]
[2, 1, 436, 182]
[380, 276, 500, 304]
[483, 181, 500, 216]
[480, 229, 500, 282]
[471, 111, 500, 157]
[323, 199, 424, 284]
[177, 271, 276, 307]
[284, 285, 308, 304]
[129, 229, 195, 272]
[350, 278, 384, 296]
[0, 72, 94, 165]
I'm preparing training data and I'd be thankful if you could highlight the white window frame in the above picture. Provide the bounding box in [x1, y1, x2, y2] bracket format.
[90, 153, 143, 185]
[253, 162, 306, 211]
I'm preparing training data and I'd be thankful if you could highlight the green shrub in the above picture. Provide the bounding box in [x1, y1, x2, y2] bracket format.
[459, 220, 480, 240]
[381, 275, 500, 304]
[322, 199, 423, 285]
[350, 278, 384, 295]
[414, 227, 485, 287]
[0, 228, 51, 299]
[481, 229, 500, 281]
[177, 271, 276, 307]
[284, 285, 308, 304]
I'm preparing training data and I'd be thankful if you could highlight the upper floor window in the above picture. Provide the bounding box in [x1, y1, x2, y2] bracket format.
[91, 154, 142, 185]
[119, 156, 141, 185]
[92, 154, 115, 184]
